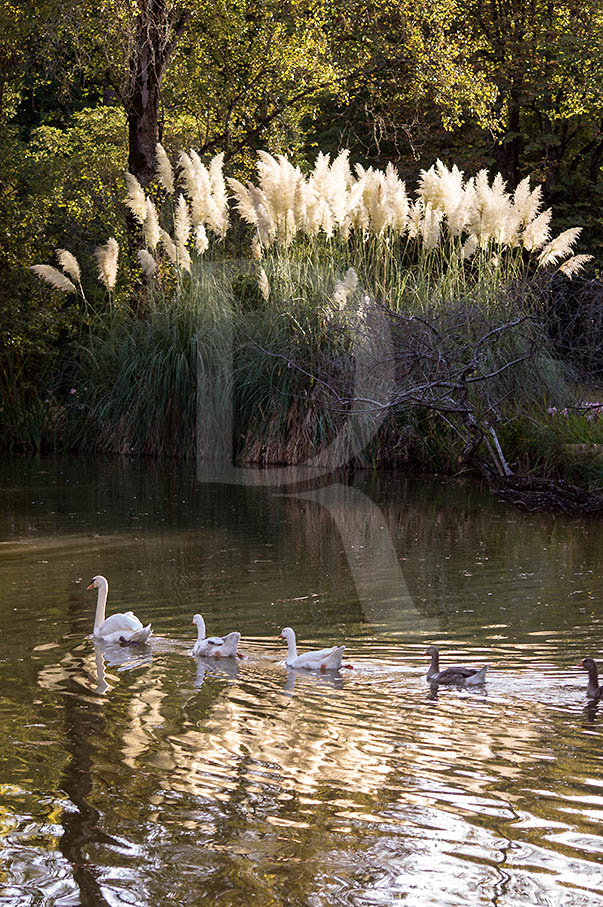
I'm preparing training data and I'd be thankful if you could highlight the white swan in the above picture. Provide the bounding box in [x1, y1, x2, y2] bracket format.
[192, 613, 241, 658]
[87, 575, 152, 645]
[280, 626, 345, 671]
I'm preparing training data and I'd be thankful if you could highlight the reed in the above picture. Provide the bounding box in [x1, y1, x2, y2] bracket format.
[22, 145, 594, 474]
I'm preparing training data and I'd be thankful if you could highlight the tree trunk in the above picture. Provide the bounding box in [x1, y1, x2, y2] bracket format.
[127, 68, 162, 185]
[126, 1, 191, 186]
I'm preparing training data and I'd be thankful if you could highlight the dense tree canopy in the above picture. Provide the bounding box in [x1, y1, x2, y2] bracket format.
[1, 0, 603, 409]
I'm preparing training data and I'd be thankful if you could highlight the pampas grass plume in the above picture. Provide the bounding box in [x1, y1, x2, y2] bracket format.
[144, 198, 161, 249]
[124, 172, 147, 224]
[538, 227, 582, 267]
[521, 209, 551, 251]
[159, 227, 178, 264]
[462, 235, 478, 260]
[155, 143, 175, 194]
[56, 248, 81, 283]
[95, 237, 119, 290]
[258, 267, 270, 301]
[138, 249, 158, 277]
[174, 194, 191, 250]
[558, 254, 593, 278]
[31, 264, 77, 294]
[195, 223, 209, 255]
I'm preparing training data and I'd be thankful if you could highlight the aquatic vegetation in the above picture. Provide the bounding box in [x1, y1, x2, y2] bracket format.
[21, 146, 595, 476]
[31, 147, 590, 299]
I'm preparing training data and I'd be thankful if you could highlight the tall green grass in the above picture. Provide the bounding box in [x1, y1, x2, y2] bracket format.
[19, 147, 592, 475]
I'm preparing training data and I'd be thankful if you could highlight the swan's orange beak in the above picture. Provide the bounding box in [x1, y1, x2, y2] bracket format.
[86, 582, 95, 590]
[578, 660, 585, 667]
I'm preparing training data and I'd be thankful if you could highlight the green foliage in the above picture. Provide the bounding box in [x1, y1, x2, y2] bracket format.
[0, 106, 129, 419]
[2, 0, 603, 477]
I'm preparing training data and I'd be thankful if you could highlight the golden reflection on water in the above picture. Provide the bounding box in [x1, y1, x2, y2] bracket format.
[2, 458, 603, 904]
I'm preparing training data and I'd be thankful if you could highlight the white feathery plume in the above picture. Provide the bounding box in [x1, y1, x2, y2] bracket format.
[521, 208, 552, 251]
[255, 151, 282, 229]
[31, 264, 77, 293]
[304, 186, 326, 238]
[499, 208, 522, 247]
[55, 249, 81, 283]
[447, 199, 470, 238]
[308, 152, 332, 230]
[227, 178, 258, 226]
[248, 186, 275, 245]
[159, 228, 178, 264]
[178, 245, 192, 273]
[293, 178, 308, 233]
[257, 152, 303, 243]
[181, 152, 204, 227]
[320, 202, 335, 239]
[258, 267, 270, 301]
[95, 237, 119, 290]
[124, 172, 148, 224]
[407, 200, 424, 239]
[361, 168, 388, 234]
[143, 198, 161, 249]
[256, 205, 274, 247]
[189, 149, 210, 188]
[513, 177, 542, 227]
[326, 151, 352, 230]
[417, 164, 442, 209]
[418, 161, 468, 238]
[462, 235, 479, 260]
[195, 223, 209, 255]
[174, 194, 191, 252]
[329, 150, 354, 228]
[384, 163, 409, 234]
[208, 152, 229, 236]
[178, 151, 196, 197]
[538, 227, 582, 266]
[421, 204, 443, 251]
[558, 254, 593, 278]
[138, 249, 158, 277]
[341, 180, 366, 237]
[307, 151, 352, 236]
[467, 169, 511, 245]
[491, 172, 507, 198]
[351, 167, 371, 232]
[332, 149, 353, 188]
[155, 143, 175, 194]
[188, 149, 213, 226]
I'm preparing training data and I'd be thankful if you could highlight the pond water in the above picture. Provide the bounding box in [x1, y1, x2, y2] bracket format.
[1, 455, 603, 906]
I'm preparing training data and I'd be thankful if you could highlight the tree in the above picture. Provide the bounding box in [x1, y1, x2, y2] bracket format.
[125, 1, 192, 182]
[464, 0, 603, 193]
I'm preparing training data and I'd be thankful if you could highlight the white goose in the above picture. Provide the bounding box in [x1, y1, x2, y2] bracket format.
[87, 575, 152, 645]
[280, 626, 345, 671]
[192, 613, 241, 658]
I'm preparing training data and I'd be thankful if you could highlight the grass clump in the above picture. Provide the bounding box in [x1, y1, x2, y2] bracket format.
[17, 145, 598, 484]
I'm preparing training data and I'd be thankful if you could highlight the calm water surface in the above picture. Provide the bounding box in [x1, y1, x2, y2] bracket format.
[1, 456, 603, 906]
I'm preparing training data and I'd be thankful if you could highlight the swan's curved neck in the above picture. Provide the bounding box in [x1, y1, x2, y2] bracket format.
[94, 580, 108, 632]
[285, 633, 297, 661]
[196, 618, 206, 641]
